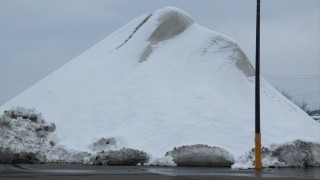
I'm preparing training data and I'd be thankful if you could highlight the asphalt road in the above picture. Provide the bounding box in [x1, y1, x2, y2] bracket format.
[1, 164, 320, 180]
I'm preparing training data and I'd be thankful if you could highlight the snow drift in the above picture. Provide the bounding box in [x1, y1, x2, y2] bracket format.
[233, 140, 320, 168]
[0, 7, 319, 166]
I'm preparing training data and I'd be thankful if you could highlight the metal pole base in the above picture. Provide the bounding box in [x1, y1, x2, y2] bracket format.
[255, 133, 262, 170]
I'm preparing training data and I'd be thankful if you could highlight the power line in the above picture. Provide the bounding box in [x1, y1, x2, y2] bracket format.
[293, 92, 320, 99]
[265, 77, 320, 81]
[293, 91, 320, 97]
[265, 74, 320, 76]
[294, 95, 320, 101]
[264, 74, 320, 77]
[294, 90, 320, 95]
[264, 75, 320, 81]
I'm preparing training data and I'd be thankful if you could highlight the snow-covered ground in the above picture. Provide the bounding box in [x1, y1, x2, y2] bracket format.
[0, 7, 319, 168]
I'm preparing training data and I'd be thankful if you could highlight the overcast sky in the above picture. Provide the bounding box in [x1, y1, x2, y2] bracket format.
[0, 0, 319, 110]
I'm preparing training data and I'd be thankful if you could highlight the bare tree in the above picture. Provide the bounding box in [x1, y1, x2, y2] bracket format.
[277, 88, 310, 114]
[280, 89, 294, 101]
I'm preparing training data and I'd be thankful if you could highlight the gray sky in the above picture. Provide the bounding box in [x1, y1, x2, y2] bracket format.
[0, 0, 319, 110]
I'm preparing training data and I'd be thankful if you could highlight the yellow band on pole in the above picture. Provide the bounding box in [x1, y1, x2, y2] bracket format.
[255, 133, 262, 170]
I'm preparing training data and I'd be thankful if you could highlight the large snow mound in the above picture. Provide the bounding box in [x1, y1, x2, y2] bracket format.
[0, 6, 319, 163]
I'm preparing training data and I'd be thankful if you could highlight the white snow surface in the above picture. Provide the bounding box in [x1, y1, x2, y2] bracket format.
[1, 7, 319, 160]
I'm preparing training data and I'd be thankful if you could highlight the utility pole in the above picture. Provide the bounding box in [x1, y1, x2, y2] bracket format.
[255, 0, 262, 170]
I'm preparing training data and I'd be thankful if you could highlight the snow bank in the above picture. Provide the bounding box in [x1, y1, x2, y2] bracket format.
[0, 108, 149, 165]
[233, 140, 320, 169]
[0, 107, 56, 163]
[166, 144, 234, 167]
[0, 107, 91, 164]
[1, 108, 319, 167]
[88, 148, 149, 165]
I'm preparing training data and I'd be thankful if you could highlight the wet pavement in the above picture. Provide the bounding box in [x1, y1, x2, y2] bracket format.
[0, 164, 319, 179]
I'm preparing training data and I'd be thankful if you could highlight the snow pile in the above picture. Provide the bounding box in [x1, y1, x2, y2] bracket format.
[87, 138, 149, 165]
[88, 148, 149, 165]
[0, 7, 319, 168]
[233, 140, 320, 169]
[0, 107, 92, 164]
[166, 144, 234, 166]
[0, 107, 56, 163]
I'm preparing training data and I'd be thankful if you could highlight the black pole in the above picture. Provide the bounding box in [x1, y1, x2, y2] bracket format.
[255, 0, 261, 133]
[255, 0, 262, 170]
